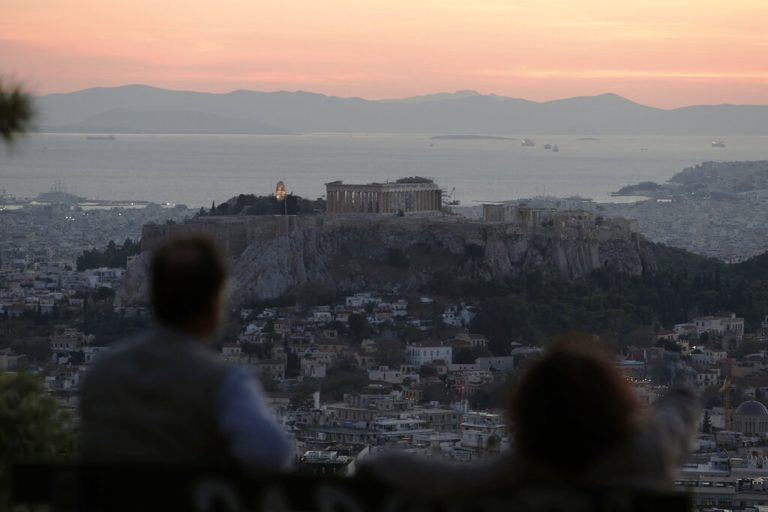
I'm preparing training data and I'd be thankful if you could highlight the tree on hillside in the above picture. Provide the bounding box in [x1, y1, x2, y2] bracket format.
[321, 360, 370, 400]
[347, 314, 372, 342]
[76, 238, 141, 271]
[0, 79, 34, 145]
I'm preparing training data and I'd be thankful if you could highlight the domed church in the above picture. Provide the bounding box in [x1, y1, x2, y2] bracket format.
[733, 400, 768, 435]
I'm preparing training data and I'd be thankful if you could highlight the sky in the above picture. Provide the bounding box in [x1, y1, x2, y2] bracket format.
[2, 0, 768, 108]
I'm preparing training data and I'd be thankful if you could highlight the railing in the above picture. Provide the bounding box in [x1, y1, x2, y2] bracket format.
[12, 463, 693, 512]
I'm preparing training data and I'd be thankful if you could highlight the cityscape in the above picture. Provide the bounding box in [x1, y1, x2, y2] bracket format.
[4, 0, 768, 509]
[4, 171, 768, 509]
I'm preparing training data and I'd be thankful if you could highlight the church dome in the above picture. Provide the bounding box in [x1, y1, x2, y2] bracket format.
[735, 400, 768, 417]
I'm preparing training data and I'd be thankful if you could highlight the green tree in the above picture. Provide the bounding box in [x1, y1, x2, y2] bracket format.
[418, 365, 438, 378]
[453, 346, 485, 364]
[0, 371, 77, 507]
[347, 314, 371, 342]
[0, 79, 34, 145]
[76, 238, 141, 271]
[321, 360, 370, 400]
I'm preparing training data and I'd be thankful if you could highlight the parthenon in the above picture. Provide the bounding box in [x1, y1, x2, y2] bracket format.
[325, 177, 443, 214]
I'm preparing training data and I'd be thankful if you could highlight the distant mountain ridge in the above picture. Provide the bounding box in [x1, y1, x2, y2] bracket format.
[36, 84, 768, 135]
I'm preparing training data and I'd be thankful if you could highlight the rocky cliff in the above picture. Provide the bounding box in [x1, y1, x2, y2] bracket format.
[115, 216, 647, 306]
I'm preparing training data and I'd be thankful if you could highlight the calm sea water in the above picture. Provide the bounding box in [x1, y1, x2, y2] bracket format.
[2, 133, 767, 208]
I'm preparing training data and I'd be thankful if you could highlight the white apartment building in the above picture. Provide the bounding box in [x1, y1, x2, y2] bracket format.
[696, 368, 721, 390]
[693, 313, 745, 340]
[406, 343, 453, 366]
[691, 349, 728, 366]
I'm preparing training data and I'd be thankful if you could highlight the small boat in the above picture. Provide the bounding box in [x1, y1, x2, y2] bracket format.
[552, 145, 559, 152]
[521, 138, 536, 147]
[711, 140, 726, 148]
[543, 144, 552, 149]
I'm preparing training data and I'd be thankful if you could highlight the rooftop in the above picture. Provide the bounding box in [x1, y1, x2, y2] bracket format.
[735, 400, 768, 417]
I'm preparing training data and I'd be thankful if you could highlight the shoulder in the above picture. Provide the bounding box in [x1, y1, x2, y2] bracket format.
[83, 332, 147, 381]
[218, 366, 265, 402]
[150, 326, 234, 376]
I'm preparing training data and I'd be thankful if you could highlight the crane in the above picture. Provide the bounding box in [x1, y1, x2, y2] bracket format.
[443, 187, 459, 206]
[720, 378, 734, 430]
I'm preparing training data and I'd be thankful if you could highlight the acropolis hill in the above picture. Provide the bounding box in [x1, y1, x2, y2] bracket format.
[116, 202, 647, 307]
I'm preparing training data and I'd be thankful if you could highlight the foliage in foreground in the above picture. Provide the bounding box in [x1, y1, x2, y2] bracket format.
[0, 371, 77, 507]
[0, 79, 34, 145]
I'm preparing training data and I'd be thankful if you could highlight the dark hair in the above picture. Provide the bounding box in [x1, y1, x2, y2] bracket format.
[150, 236, 227, 329]
[508, 336, 638, 474]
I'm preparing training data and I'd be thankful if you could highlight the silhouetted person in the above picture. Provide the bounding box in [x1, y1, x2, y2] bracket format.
[363, 337, 700, 496]
[510, 339, 642, 477]
[81, 236, 292, 471]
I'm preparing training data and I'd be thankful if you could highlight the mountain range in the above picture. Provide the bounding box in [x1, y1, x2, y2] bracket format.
[35, 84, 768, 135]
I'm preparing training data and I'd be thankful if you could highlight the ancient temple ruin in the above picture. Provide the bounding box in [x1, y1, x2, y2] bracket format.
[325, 177, 442, 214]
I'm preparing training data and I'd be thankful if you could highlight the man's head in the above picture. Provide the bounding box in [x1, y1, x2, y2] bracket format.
[150, 236, 227, 338]
[508, 336, 638, 475]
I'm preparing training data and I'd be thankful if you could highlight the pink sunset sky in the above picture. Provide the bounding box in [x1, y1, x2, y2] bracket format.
[2, 0, 767, 108]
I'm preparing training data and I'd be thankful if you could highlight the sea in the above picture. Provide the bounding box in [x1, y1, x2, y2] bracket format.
[2, 133, 767, 208]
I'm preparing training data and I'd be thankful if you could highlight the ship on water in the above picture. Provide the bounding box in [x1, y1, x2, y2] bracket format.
[521, 138, 536, 147]
[86, 135, 116, 141]
[711, 140, 726, 148]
